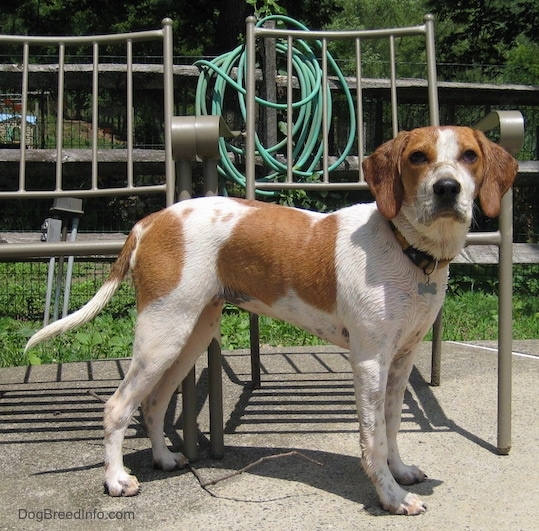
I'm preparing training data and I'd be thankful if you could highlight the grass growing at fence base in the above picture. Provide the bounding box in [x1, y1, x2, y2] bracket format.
[1, 292, 538, 368]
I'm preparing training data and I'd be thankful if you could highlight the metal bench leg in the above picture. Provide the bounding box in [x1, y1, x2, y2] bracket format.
[497, 190, 513, 455]
[181, 368, 198, 461]
[250, 313, 261, 389]
[208, 338, 224, 458]
[431, 308, 443, 386]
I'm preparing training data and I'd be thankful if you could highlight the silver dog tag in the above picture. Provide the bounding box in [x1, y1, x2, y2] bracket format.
[418, 281, 437, 295]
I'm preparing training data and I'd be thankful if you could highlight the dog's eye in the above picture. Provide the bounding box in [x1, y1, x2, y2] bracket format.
[409, 151, 428, 165]
[462, 150, 478, 163]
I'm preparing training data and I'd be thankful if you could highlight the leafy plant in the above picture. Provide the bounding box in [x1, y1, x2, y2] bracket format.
[246, 0, 286, 18]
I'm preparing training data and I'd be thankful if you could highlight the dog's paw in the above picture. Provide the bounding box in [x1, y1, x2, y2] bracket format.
[383, 491, 427, 516]
[153, 451, 189, 472]
[104, 474, 140, 497]
[390, 462, 427, 485]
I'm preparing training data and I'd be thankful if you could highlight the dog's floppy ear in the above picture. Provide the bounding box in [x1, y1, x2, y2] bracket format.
[362, 131, 409, 219]
[474, 130, 519, 218]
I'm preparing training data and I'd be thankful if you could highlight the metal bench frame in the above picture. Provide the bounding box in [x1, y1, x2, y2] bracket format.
[0, 15, 525, 460]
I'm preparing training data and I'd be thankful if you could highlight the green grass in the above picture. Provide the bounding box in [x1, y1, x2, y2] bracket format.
[440, 290, 539, 340]
[220, 307, 328, 350]
[1, 261, 538, 367]
[1, 291, 538, 368]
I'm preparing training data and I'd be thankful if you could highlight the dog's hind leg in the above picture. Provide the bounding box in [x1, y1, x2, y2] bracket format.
[385, 348, 426, 486]
[141, 301, 223, 471]
[103, 300, 214, 496]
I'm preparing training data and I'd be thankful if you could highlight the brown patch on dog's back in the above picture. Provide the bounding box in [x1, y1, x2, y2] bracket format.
[217, 202, 337, 313]
[132, 209, 185, 312]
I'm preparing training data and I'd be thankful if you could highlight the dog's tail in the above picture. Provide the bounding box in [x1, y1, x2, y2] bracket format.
[25, 229, 138, 352]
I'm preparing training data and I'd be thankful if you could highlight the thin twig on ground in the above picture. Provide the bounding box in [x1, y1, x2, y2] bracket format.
[87, 389, 107, 403]
[189, 450, 324, 497]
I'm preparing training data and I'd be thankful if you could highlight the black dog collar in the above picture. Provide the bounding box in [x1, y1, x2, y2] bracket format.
[390, 222, 453, 275]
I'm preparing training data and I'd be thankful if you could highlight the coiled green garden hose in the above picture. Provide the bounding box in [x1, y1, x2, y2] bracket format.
[195, 15, 356, 195]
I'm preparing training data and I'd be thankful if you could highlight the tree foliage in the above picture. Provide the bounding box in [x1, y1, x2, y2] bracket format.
[0, 0, 340, 57]
[1, 0, 538, 83]
[426, 0, 539, 82]
[326, 0, 426, 78]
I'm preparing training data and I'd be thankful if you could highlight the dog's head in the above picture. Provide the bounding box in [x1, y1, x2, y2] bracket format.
[362, 126, 519, 223]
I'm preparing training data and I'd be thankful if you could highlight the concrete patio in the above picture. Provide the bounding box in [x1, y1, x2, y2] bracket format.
[0, 340, 538, 530]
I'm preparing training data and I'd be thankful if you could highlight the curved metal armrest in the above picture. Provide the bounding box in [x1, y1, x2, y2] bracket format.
[474, 110, 524, 156]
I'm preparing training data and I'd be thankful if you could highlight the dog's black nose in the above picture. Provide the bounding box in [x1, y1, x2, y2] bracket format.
[433, 178, 461, 200]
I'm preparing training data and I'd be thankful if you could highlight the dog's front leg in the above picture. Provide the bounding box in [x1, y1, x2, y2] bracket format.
[386, 349, 426, 486]
[350, 352, 427, 515]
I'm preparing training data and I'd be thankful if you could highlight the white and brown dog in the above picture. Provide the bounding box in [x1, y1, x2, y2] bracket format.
[26, 126, 518, 515]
